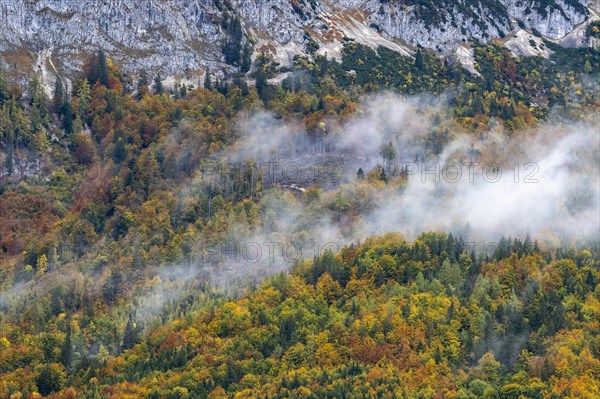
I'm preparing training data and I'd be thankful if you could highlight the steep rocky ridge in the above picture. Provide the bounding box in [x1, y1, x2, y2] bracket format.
[0, 0, 595, 82]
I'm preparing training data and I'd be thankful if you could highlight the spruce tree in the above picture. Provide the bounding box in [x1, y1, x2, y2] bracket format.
[29, 73, 49, 132]
[137, 70, 149, 99]
[63, 101, 74, 134]
[256, 66, 267, 97]
[60, 323, 73, 369]
[153, 73, 164, 95]
[97, 49, 109, 86]
[53, 77, 65, 114]
[379, 141, 397, 171]
[122, 319, 139, 351]
[415, 47, 425, 71]
[88, 49, 109, 86]
[223, 18, 243, 65]
[241, 43, 252, 73]
[356, 167, 364, 180]
[102, 269, 123, 304]
[203, 69, 212, 90]
[235, 75, 249, 96]
[255, 60, 273, 104]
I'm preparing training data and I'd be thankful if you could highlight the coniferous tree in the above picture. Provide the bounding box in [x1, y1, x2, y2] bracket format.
[379, 167, 388, 183]
[122, 319, 140, 351]
[356, 167, 365, 180]
[103, 269, 123, 305]
[63, 101, 74, 134]
[29, 73, 48, 116]
[379, 141, 397, 172]
[217, 79, 230, 95]
[256, 65, 267, 97]
[60, 323, 73, 369]
[471, 92, 485, 115]
[53, 77, 65, 114]
[234, 75, 249, 96]
[241, 43, 253, 73]
[29, 74, 49, 134]
[415, 47, 425, 71]
[50, 287, 65, 316]
[255, 61, 273, 104]
[52, 77, 74, 133]
[223, 18, 244, 65]
[137, 70, 149, 99]
[97, 49, 109, 86]
[0, 61, 7, 106]
[153, 73, 164, 95]
[88, 49, 109, 86]
[204, 69, 212, 90]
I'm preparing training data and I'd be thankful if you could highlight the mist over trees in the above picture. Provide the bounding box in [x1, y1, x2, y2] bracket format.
[0, 39, 598, 398]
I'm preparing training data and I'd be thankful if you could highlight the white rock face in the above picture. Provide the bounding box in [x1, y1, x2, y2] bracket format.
[0, 0, 594, 79]
[363, 0, 589, 52]
[558, 5, 600, 47]
[505, 30, 554, 58]
[454, 46, 481, 77]
[502, 0, 588, 38]
[0, 0, 226, 76]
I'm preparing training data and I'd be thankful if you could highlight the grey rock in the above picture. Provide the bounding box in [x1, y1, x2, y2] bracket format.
[0, 0, 594, 80]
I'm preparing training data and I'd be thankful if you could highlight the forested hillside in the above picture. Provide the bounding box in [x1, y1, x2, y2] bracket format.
[2, 234, 599, 398]
[0, 40, 599, 398]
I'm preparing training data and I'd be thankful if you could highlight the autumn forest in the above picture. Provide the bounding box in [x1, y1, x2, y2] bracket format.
[0, 38, 599, 399]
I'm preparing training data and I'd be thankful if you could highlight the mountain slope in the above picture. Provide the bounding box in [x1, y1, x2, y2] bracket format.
[0, 0, 596, 79]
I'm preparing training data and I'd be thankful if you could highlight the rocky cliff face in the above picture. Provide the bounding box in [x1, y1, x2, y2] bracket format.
[364, 0, 590, 49]
[0, 0, 595, 80]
